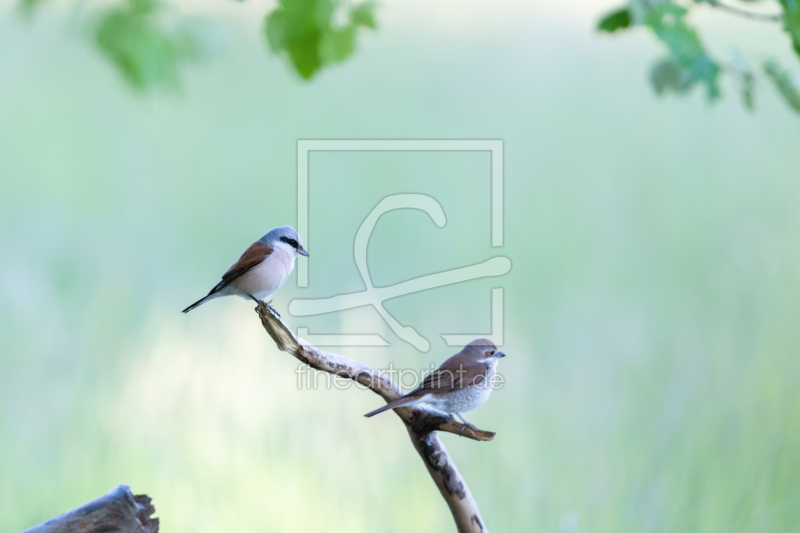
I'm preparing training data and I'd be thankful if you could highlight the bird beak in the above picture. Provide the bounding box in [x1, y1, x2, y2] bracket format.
[496, 351, 506, 358]
[298, 248, 309, 257]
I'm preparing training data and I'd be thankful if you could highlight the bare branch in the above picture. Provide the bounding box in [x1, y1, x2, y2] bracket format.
[255, 302, 492, 532]
[410, 430, 489, 532]
[255, 303, 495, 442]
[22, 485, 158, 533]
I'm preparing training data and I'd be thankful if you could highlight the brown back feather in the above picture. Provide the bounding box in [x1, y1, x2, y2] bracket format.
[206, 241, 273, 296]
[363, 348, 490, 417]
[412, 353, 489, 397]
[222, 242, 273, 281]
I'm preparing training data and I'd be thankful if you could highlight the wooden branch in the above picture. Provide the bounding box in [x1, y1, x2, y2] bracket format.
[255, 302, 491, 532]
[22, 485, 158, 533]
[409, 430, 488, 533]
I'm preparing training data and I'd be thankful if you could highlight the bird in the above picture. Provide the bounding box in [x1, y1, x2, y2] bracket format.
[364, 338, 506, 430]
[182, 225, 308, 315]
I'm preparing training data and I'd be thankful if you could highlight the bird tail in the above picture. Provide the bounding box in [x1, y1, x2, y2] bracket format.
[364, 395, 421, 418]
[182, 293, 217, 314]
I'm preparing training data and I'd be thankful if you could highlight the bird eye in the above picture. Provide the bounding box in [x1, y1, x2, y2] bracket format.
[290, 239, 297, 247]
[489, 350, 495, 356]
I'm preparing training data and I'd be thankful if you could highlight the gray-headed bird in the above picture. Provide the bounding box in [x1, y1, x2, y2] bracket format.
[182, 225, 308, 315]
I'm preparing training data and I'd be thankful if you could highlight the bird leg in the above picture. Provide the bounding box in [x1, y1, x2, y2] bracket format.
[247, 294, 281, 318]
[455, 413, 477, 437]
[266, 300, 281, 319]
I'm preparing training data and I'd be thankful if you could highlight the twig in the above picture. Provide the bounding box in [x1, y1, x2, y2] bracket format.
[255, 302, 492, 532]
[22, 485, 158, 533]
[706, 1, 782, 22]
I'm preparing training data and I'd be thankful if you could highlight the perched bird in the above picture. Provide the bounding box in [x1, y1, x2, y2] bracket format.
[182, 225, 308, 314]
[364, 338, 506, 428]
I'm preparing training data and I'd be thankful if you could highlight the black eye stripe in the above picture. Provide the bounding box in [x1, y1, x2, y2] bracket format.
[280, 236, 299, 247]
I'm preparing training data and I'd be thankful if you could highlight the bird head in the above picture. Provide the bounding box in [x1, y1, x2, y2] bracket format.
[462, 338, 506, 363]
[264, 226, 309, 257]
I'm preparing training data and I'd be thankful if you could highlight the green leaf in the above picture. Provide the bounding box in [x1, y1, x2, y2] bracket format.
[94, 0, 205, 91]
[264, 0, 331, 79]
[263, 0, 375, 80]
[650, 60, 680, 94]
[763, 59, 800, 113]
[265, 10, 290, 51]
[651, 58, 692, 95]
[644, 3, 720, 100]
[319, 26, 355, 63]
[598, 7, 632, 33]
[729, 49, 756, 111]
[17, 0, 48, 17]
[645, 5, 702, 63]
[740, 72, 755, 111]
[779, 1, 800, 59]
[351, 1, 378, 29]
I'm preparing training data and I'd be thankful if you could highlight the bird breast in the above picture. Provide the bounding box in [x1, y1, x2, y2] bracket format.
[231, 247, 295, 300]
[437, 383, 494, 414]
[425, 364, 497, 414]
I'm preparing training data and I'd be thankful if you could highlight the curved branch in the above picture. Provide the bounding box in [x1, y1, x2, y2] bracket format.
[256, 303, 494, 441]
[409, 431, 488, 532]
[254, 302, 491, 532]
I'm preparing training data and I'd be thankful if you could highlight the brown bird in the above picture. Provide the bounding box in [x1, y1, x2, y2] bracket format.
[364, 338, 506, 427]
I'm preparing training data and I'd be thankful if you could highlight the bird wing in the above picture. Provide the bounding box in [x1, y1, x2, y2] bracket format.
[415, 356, 489, 395]
[363, 355, 489, 418]
[222, 241, 273, 282]
[205, 241, 273, 295]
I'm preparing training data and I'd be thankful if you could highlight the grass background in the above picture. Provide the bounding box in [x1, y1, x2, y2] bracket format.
[1, 0, 799, 531]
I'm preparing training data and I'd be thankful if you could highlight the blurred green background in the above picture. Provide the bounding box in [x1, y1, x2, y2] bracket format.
[2, 0, 800, 532]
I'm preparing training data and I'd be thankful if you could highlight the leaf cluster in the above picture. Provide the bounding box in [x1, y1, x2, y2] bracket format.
[94, 0, 206, 91]
[598, 0, 800, 116]
[18, 0, 377, 90]
[264, 0, 378, 79]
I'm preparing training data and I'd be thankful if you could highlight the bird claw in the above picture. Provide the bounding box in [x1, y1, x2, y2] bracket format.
[455, 414, 476, 437]
[248, 295, 280, 318]
[266, 301, 281, 319]
[457, 422, 477, 437]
